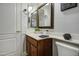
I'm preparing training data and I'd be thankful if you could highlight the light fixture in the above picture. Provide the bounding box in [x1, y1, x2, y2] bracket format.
[28, 6, 32, 12]
[23, 6, 32, 15]
[23, 9, 28, 15]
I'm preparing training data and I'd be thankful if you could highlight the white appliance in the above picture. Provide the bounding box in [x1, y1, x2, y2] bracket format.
[56, 41, 79, 56]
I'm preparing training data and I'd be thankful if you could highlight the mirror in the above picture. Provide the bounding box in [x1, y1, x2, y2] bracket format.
[38, 3, 54, 28]
[30, 3, 54, 29]
[30, 11, 38, 28]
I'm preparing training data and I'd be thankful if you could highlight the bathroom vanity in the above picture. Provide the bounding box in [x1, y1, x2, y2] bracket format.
[25, 32, 79, 56]
[26, 35, 52, 56]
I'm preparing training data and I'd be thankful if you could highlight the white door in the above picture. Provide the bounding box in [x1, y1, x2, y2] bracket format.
[0, 3, 17, 56]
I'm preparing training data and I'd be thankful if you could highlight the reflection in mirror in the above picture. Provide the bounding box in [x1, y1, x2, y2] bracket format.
[38, 3, 53, 28]
[31, 11, 37, 27]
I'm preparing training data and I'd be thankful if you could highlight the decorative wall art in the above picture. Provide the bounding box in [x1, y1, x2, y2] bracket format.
[61, 3, 77, 11]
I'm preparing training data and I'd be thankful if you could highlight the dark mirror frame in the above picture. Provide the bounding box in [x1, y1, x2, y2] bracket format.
[30, 3, 54, 29]
[38, 3, 54, 29]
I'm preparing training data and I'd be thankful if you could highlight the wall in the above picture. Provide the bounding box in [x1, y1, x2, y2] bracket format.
[16, 3, 22, 55]
[16, 3, 28, 55]
[21, 3, 28, 55]
[54, 3, 79, 34]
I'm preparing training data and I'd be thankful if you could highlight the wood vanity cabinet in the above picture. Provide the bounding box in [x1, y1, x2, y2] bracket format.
[26, 35, 52, 56]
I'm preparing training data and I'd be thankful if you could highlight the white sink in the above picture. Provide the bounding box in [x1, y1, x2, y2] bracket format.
[39, 35, 49, 38]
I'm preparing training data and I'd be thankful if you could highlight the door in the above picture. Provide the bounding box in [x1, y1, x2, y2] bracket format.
[0, 3, 17, 56]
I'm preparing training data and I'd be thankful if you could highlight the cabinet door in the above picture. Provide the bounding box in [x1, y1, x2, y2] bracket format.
[26, 38, 28, 53]
[30, 44, 37, 56]
[43, 47, 52, 56]
[43, 39, 52, 56]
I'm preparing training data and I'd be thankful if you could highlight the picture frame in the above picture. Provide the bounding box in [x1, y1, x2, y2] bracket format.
[61, 3, 77, 11]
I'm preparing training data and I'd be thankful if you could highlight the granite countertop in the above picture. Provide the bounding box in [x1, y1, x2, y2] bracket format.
[26, 32, 79, 45]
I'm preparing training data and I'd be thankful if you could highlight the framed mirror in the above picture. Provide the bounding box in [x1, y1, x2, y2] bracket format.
[30, 11, 38, 28]
[38, 3, 54, 29]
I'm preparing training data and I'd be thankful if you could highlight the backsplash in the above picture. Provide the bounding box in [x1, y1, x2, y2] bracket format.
[52, 32, 79, 40]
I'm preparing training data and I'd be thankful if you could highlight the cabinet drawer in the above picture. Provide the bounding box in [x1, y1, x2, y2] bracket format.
[27, 36, 38, 47]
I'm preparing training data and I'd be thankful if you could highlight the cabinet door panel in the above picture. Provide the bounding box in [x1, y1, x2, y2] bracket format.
[27, 36, 37, 47]
[38, 48, 44, 56]
[30, 44, 37, 56]
[44, 47, 52, 56]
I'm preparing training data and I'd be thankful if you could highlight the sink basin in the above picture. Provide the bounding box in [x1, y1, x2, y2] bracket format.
[39, 35, 49, 38]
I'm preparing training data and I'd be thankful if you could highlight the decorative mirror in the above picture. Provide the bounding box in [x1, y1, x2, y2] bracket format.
[38, 3, 54, 29]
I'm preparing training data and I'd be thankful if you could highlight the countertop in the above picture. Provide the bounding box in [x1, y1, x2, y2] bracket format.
[26, 32, 79, 45]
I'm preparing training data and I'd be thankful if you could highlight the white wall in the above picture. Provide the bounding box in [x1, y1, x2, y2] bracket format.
[54, 3, 79, 34]
[16, 3, 28, 55]
[21, 3, 28, 55]
[16, 3, 22, 55]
